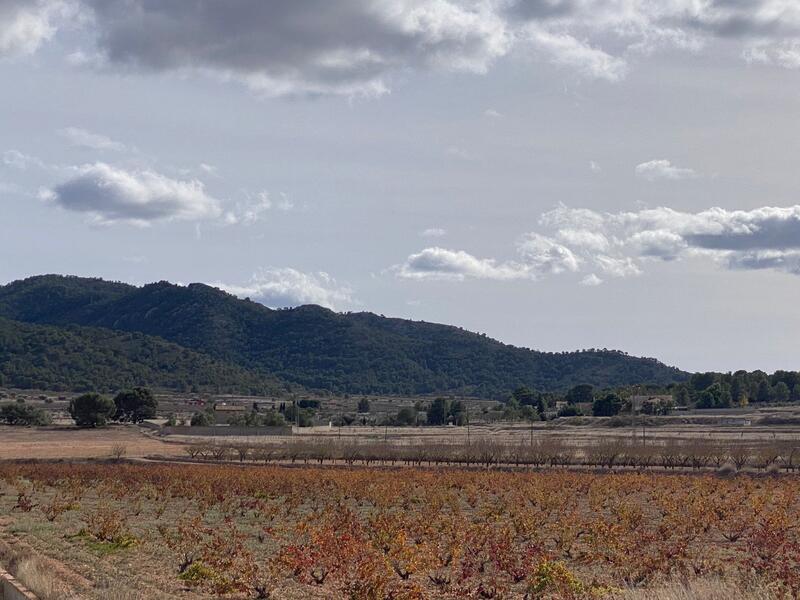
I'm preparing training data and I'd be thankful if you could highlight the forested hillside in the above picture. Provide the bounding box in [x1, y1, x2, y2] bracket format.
[0, 275, 687, 396]
[0, 317, 288, 394]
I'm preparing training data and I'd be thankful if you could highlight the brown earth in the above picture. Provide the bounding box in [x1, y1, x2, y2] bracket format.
[0, 426, 185, 460]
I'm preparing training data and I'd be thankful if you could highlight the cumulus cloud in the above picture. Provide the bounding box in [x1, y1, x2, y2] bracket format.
[397, 247, 531, 281]
[543, 203, 800, 278]
[57, 127, 126, 151]
[217, 268, 353, 310]
[7, 0, 800, 94]
[75, 0, 510, 98]
[44, 162, 222, 226]
[635, 159, 698, 181]
[554, 228, 609, 252]
[398, 203, 800, 284]
[517, 233, 580, 274]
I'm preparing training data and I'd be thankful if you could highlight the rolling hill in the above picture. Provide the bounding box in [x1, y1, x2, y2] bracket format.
[0, 274, 688, 397]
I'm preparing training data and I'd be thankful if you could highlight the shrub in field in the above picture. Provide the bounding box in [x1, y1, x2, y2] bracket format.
[190, 411, 213, 427]
[68, 393, 116, 427]
[0, 402, 52, 426]
[113, 387, 157, 423]
[81, 504, 136, 548]
[526, 561, 604, 599]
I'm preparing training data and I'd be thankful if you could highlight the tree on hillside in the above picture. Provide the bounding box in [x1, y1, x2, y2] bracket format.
[69, 393, 116, 427]
[357, 397, 370, 413]
[592, 393, 623, 417]
[113, 387, 158, 423]
[427, 397, 449, 425]
[565, 384, 594, 405]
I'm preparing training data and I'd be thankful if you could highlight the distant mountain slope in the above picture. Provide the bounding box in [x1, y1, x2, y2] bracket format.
[0, 275, 687, 396]
[0, 317, 289, 394]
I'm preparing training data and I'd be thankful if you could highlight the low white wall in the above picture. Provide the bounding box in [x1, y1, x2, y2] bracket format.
[0, 568, 38, 600]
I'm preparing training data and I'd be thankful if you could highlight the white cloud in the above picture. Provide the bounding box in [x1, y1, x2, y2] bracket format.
[580, 273, 603, 286]
[3, 149, 45, 170]
[57, 127, 126, 151]
[398, 203, 800, 286]
[45, 162, 222, 226]
[7, 0, 800, 94]
[526, 28, 627, 81]
[199, 163, 218, 176]
[594, 255, 642, 278]
[225, 191, 294, 225]
[635, 159, 698, 181]
[397, 247, 531, 281]
[76, 0, 510, 98]
[589, 160, 601, 173]
[484, 108, 502, 118]
[555, 228, 609, 252]
[217, 268, 353, 310]
[744, 41, 800, 68]
[0, 0, 70, 58]
[541, 203, 800, 278]
[420, 227, 446, 238]
[517, 233, 580, 274]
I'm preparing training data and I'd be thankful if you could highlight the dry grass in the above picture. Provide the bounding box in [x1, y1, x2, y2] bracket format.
[0, 425, 183, 460]
[616, 578, 779, 600]
[13, 556, 80, 599]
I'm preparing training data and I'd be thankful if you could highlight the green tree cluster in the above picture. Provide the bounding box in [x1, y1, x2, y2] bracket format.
[0, 402, 52, 426]
[69, 393, 116, 427]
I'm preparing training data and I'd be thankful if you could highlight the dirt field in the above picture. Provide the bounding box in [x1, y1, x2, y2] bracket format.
[0, 426, 185, 460]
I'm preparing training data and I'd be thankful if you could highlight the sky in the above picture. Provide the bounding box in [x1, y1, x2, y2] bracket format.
[2, 0, 800, 374]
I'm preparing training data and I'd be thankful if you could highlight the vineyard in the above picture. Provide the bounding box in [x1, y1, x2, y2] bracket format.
[0, 462, 799, 599]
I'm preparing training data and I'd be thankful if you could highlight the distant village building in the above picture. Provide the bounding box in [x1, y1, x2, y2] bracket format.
[630, 395, 674, 414]
[214, 404, 247, 414]
[721, 417, 751, 426]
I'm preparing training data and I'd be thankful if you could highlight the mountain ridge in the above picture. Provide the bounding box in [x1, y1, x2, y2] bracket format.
[0, 274, 688, 397]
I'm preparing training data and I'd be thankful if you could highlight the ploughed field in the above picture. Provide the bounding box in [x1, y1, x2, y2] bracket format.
[0, 463, 799, 599]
